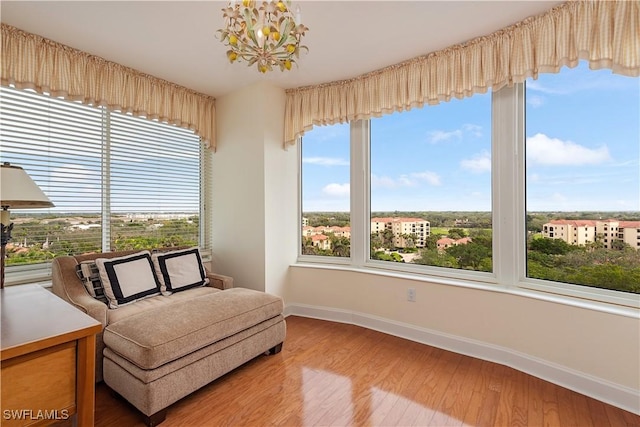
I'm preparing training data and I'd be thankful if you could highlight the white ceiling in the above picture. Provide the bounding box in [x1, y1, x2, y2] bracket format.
[1, 1, 563, 98]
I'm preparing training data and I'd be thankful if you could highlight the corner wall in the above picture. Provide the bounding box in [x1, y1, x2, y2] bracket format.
[211, 81, 297, 294]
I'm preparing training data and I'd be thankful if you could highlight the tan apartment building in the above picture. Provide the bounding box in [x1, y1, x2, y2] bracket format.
[302, 225, 351, 239]
[542, 220, 596, 246]
[595, 220, 640, 250]
[371, 217, 431, 248]
[310, 234, 331, 250]
[304, 218, 430, 249]
[619, 221, 640, 250]
[542, 219, 640, 250]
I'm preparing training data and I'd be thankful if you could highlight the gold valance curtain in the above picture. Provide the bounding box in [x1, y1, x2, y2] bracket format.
[284, 0, 639, 146]
[1, 24, 217, 150]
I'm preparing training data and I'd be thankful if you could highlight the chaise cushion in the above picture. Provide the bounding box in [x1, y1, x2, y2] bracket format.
[103, 288, 284, 370]
[106, 286, 219, 325]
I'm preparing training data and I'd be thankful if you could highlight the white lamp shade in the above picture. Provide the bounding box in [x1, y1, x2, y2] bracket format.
[1, 163, 54, 209]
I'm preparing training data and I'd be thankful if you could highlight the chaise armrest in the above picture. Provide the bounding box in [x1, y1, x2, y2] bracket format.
[51, 256, 108, 328]
[206, 271, 234, 290]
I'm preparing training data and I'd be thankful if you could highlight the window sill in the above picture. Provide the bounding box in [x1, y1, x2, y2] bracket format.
[291, 262, 640, 319]
[4, 265, 52, 287]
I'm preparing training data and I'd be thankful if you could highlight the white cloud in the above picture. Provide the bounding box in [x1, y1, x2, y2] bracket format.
[527, 74, 631, 96]
[371, 175, 399, 189]
[411, 171, 442, 186]
[302, 157, 349, 166]
[527, 95, 545, 108]
[427, 129, 462, 143]
[526, 80, 568, 95]
[372, 174, 414, 189]
[463, 124, 483, 138]
[526, 133, 611, 166]
[372, 171, 441, 188]
[427, 124, 484, 144]
[322, 183, 350, 198]
[460, 151, 491, 173]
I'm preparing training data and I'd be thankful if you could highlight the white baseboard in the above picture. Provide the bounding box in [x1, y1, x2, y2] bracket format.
[284, 303, 640, 416]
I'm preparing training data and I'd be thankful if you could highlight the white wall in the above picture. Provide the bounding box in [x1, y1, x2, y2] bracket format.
[212, 82, 267, 290]
[262, 84, 298, 297]
[212, 81, 297, 294]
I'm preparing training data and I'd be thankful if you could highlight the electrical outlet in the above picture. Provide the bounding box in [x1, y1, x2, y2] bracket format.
[407, 288, 416, 302]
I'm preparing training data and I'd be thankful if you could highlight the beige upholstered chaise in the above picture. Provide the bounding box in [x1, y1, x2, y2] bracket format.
[52, 249, 286, 426]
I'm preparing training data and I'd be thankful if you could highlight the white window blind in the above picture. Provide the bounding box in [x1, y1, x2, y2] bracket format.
[108, 112, 202, 251]
[0, 86, 209, 282]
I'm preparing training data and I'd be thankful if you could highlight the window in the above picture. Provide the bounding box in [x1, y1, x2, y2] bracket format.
[525, 61, 640, 294]
[0, 86, 211, 282]
[300, 123, 351, 258]
[298, 63, 638, 305]
[370, 94, 492, 272]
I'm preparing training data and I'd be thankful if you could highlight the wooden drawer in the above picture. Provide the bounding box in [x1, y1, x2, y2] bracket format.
[1, 342, 76, 427]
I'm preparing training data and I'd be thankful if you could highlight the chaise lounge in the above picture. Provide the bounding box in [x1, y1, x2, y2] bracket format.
[51, 248, 286, 426]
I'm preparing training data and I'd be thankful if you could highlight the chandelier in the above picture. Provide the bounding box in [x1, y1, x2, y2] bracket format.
[217, 0, 309, 73]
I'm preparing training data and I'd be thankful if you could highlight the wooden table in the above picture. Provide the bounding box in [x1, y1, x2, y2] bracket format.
[1, 284, 102, 427]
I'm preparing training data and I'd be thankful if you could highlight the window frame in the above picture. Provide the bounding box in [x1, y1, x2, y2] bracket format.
[298, 83, 640, 310]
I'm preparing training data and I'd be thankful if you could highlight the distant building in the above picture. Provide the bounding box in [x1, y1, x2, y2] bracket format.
[302, 217, 309, 227]
[618, 221, 640, 250]
[370, 217, 431, 248]
[302, 225, 351, 239]
[437, 236, 472, 252]
[542, 220, 596, 246]
[310, 234, 331, 250]
[542, 219, 640, 250]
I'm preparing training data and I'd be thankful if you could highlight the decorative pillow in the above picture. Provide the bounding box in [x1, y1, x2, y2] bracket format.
[151, 247, 209, 295]
[75, 261, 108, 305]
[95, 251, 161, 309]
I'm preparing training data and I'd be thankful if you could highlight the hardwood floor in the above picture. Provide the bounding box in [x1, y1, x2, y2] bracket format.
[94, 316, 640, 426]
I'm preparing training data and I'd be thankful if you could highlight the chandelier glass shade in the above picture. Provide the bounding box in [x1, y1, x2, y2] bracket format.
[217, 0, 309, 73]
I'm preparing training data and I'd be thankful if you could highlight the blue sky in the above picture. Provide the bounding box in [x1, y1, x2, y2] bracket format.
[302, 61, 640, 213]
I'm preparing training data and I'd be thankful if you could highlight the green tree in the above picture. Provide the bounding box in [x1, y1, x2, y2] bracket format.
[446, 242, 491, 271]
[529, 237, 576, 255]
[301, 237, 318, 255]
[370, 232, 383, 252]
[423, 234, 443, 250]
[329, 235, 350, 257]
[413, 248, 457, 268]
[400, 233, 417, 249]
[469, 229, 492, 249]
[611, 240, 630, 251]
[447, 228, 467, 239]
[380, 229, 395, 250]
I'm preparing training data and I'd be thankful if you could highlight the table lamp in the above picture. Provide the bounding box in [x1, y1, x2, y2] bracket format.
[1, 162, 54, 288]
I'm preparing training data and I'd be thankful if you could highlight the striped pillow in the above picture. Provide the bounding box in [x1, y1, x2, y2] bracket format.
[75, 261, 108, 305]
